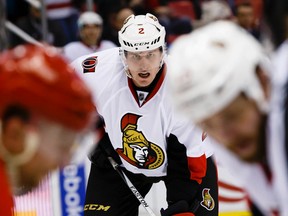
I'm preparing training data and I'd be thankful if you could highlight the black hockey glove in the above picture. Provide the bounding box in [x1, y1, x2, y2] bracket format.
[160, 200, 199, 216]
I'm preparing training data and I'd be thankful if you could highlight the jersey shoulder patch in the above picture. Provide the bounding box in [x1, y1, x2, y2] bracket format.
[82, 56, 98, 73]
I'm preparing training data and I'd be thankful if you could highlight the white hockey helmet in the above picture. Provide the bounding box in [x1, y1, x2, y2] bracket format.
[118, 13, 166, 52]
[168, 20, 269, 123]
[78, 11, 103, 28]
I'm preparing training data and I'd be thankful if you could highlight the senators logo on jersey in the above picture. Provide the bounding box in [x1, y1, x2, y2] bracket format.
[200, 188, 215, 211]
[116, 113, 164, 169]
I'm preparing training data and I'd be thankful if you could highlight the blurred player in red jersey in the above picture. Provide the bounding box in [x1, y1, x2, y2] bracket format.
[0, 44, 96, 216]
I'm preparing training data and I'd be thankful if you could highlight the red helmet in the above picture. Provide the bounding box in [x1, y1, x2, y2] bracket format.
[0, 44, 95, 131]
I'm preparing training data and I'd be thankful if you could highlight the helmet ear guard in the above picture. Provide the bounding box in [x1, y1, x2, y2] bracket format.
[118, 48, 132, 78]
[159, 44, 168, 68]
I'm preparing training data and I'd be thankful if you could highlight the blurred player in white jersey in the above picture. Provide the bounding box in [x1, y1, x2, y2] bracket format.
[168, 19, 288, 216]
[62, 11, 116, 62]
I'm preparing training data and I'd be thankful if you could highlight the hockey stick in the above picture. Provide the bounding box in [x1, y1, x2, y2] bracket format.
[107, 156, 157, 216]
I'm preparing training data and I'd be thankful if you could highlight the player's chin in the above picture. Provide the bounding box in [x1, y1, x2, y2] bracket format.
[136, 78, 153, 87]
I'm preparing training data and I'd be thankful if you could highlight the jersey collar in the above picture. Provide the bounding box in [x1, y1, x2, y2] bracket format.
[128, 64, 166, 107]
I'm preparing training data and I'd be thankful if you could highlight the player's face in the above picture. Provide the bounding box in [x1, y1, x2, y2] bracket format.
[126, 48, 163, 87]
[199, 95, 264, 162]
[80, 24, 102, 46]
[17, 118, 78, 193]
[236, 6, 254, 29]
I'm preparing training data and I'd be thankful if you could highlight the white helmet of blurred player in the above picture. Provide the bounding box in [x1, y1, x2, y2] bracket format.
[168, 20, 269, 123]
[78, 11, 103, 28]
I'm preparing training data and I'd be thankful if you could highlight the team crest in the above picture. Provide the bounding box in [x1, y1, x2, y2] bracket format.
[82, 56, 98, 73]
[200, 188, 215, 211]
[116, 113, 164, 169]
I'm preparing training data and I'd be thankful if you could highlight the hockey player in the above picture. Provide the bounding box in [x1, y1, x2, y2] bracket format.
[62, 11, 117, 62]
[71, 13, 218, 216]
[168, 20, 288, 216]
[0, 44, 96, 216]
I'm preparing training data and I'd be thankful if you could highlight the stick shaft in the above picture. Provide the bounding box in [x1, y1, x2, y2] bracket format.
[107, 157, 157, 216]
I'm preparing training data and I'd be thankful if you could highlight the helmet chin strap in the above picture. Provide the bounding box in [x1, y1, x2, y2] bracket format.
[0, 123, 40, 194]
[159, 51, 166, 69]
